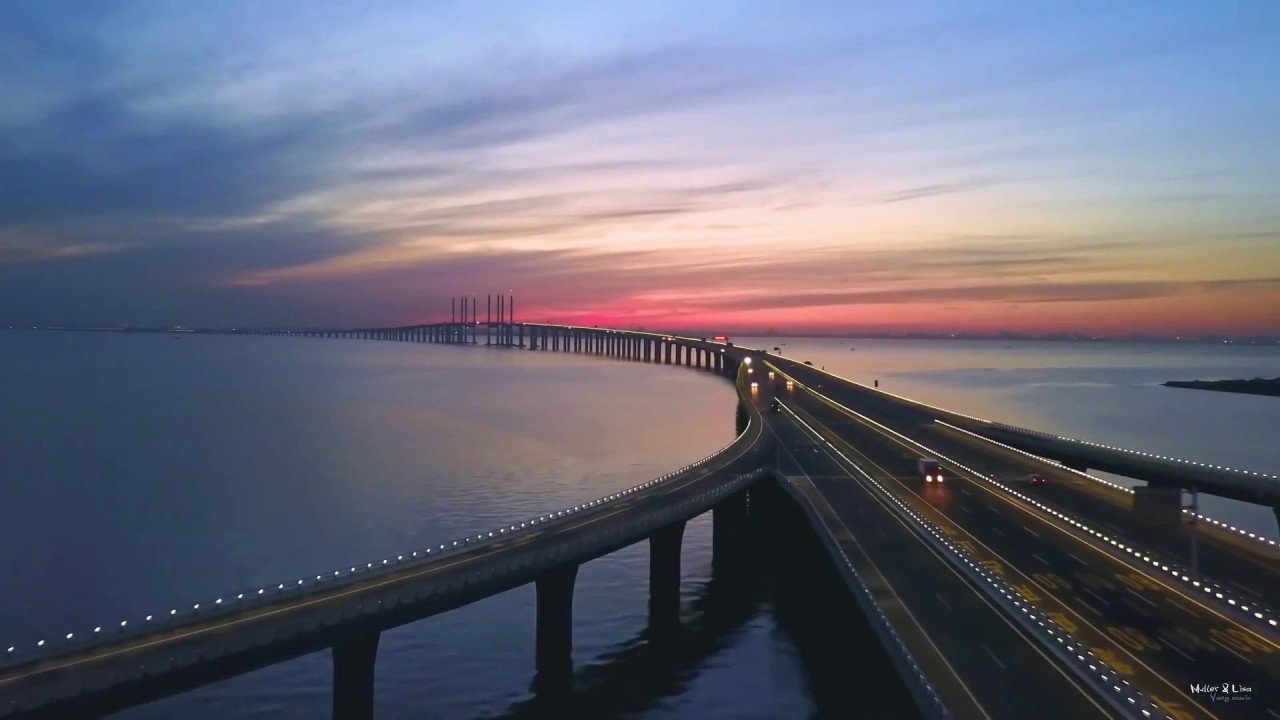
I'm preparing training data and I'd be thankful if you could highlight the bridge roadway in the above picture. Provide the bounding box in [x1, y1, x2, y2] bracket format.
[765, 354, 1280, 618]
[755, 348, 1280, 512]
[0, 363, 770, 720]
[768, 360, 1280, 720]
[765, 405, 1115, 720]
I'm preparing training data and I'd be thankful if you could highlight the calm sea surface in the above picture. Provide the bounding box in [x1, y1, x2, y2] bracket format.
[0, 332, 857, 720]
[741, 336, 1280, 540]
[1, 331, 1277, 718]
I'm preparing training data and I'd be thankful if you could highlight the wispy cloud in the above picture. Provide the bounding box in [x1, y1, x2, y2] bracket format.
[0, 1, 1277, 333]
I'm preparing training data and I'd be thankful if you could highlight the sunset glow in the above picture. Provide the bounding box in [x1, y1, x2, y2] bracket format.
[2, 2, 1278, 335]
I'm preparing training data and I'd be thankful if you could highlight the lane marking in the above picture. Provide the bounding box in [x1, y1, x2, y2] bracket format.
[935, 592, 952, 611]
[1068, 553, 1089, 567]
[787, 383, 1280, 655]
[982, 645, 1007, 670]
[1032, 554, 1050, 566]
[1121, 599, 1152, 619]
[1025, 527, 1041, 538]
[780, 424, 1112, 719]
[1083, 589, 1111, 607]
[766, 427, 993, 720]
[1159, 639, 1195, 663]
[782, 397, 1221, 715]
[1211, 637, 1251, 664]
[1126, 589, 1158, 609]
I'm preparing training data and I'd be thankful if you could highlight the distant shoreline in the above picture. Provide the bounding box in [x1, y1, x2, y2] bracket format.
[1162, 378, 1280, 398]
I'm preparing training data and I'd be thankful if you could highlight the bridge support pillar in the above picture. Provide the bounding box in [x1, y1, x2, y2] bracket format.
[332, 631, 380, 720]
[713, 489, 750, 574]
[534, 563, 578, 690]
[649, 521, 686, 629]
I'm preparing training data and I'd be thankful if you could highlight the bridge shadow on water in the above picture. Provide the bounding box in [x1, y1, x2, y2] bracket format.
[483, 481, 920, 720]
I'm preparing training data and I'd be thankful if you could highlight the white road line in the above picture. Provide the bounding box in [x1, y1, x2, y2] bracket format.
[935, 592, 952, 611]
[1211, 637, 1251, 664]
[1126, 589, 1157, 609]
[1024, 527, 1040, 538]
[1068, 553, 1088, 567]
[981, 645, 1006, 670]
[960, 505, 972, 514]
[1032, 554, 1050, 566]
[1083, 588, 1111, 607]
[992, 527, 1006, 537]
[959, 487, 971, 496]
[1077, 600, 1102, 617]
[1158, 638, 1195, 663]
[1121, 599, 1151, 619]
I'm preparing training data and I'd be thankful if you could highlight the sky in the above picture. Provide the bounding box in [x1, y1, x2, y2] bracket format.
[2, 1, 1278, 335]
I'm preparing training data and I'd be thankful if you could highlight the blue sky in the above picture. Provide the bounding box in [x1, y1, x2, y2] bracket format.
[2, 1, 1278, 333]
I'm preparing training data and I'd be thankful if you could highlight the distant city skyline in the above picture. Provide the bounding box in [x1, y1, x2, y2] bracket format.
[2, 2, 1278, 335]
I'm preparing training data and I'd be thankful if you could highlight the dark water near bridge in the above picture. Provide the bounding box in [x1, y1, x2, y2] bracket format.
[0, 332, 910, 720]
[2, 331, 1276, 718]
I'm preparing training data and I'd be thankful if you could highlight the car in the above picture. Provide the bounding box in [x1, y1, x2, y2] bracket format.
[769, 398, 781, 413]
[918, 458, 942, 483]
[1026, 474, 1047, 486]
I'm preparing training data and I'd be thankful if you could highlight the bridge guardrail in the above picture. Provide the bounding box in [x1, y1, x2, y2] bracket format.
[773, 369, 1168, 720]
[773, 471, 953, 720]
[936, 421, 1280, 634]
[2, 467, 775, 718]
[987, 422, 1058, 441]
[1, 359, 760, 672]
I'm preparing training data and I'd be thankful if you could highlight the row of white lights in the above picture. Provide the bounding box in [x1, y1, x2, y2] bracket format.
[780, 405, 1165, 719]
[787, 473, 952, 718]
[951, 421, 1134, 493]
[938, 421, 1280, 550]
[1056, 435, 1277, 480]
[788, 379, 1280, 635]
[4, 404, 756, 665]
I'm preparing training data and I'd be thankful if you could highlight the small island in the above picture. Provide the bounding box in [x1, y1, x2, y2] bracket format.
[1163, 377, 1280, 398]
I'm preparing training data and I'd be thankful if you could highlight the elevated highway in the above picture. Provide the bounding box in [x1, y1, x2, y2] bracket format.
[765, 358, 1280, 720]
[758, 350, 1280, 516]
